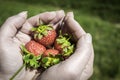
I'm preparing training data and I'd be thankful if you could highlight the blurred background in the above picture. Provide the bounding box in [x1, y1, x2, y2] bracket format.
[0, 0, 120, 80]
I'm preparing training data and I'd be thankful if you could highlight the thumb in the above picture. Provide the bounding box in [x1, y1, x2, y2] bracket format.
[0, 11, 27, 39]
[62, 33, 92, 75]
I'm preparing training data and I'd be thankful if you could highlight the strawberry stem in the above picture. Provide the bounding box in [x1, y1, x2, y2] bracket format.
[10, 64, 25, 80]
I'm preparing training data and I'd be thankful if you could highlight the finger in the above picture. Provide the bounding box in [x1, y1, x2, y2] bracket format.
[21, 10, 65, 34]
[79, 48, 94, 80]
[13, 31, 31, 46]
[23, 69, 37, 80]
[49, 10, 65, 25]
[65, 12, 86, 41]
[0, 11, 27, 38]
[61, 33, 92, 75]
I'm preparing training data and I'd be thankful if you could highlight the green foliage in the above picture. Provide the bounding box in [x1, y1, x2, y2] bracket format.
[75, 15, 120, 80]
[0, 0, 120, 80]
[2, 0, 120, 22]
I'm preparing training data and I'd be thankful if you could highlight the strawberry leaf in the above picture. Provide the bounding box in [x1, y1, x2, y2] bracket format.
[42, 30, 48, 36]
[38, 33, 43, 39]
[42, 57, 49, 63]
[21, 45, 41, 69]
[31, 25, 53, 40]
[52, 58, 60, 64]
[56, 33, 75, 57]
[63, 45, 74, 56]
[41, 56, 61, 68]
[42, 57, 52, 68]
[21, 45, 30, 54]
[31, 27, 37, 31]
[34, 33, 38, 39]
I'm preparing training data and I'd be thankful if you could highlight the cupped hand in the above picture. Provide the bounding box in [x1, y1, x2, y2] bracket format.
[36, 12, 94, 80]
[0, 10, 65, 80]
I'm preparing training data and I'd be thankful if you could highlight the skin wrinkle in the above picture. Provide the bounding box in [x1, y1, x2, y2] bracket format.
[79, 45, 94, 80]
[15, 31, 31, 44]
[13, 37, 22, 46]
[14, 36, 22, 45]
[21, 21, 33, 34]
[7, 14, 26, 29]
[13, 17, 26, 29]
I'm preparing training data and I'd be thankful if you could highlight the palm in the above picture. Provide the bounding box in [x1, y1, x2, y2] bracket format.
[35, 12, 94, 80]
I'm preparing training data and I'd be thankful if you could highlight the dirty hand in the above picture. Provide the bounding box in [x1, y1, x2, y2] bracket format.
[0, 10, 65, 80]
[36, 12, 94, 80]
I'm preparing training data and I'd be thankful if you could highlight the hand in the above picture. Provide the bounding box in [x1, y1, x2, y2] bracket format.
[36, 12, 94, 80]
[0, 10, 65, 80]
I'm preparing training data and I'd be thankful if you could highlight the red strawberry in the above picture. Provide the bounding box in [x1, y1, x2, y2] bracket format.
[54, 33, 74, 56]
[43, 49, 59, 57]
[25, 40, 46, 56]
[31, 25, 56, 47]
[54, 41, 62, 52]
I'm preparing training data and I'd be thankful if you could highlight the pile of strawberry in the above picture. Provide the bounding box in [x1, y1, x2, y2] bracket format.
[21, 25, 74, 69]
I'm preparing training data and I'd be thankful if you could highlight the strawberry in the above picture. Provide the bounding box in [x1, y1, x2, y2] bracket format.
[54, 32, 74, 56]
[54, 41, 62, 52]
[25, 40, 46, 56]
[21, 40, 46, 69]
[42, 49, 60, 68]
[43, 49, 59, 57]
[31, 25, 57, 47]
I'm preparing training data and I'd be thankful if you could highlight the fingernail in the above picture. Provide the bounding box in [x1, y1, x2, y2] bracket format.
[85, 33, 92, 43]
[18, 11, 28, 19]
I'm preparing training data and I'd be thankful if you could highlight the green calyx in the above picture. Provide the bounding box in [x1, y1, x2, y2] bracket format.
[21, 45, 41, 69]
[31, 25, 53, 39]
[41, 57, 60, 68]
[62, 45, 74, 56]
[56, 32, 74, 56]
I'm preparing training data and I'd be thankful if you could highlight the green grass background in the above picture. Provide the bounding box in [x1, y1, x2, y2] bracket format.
[0, 0, 120, 80]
